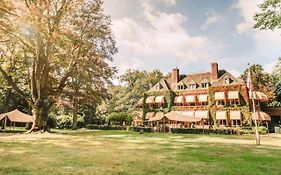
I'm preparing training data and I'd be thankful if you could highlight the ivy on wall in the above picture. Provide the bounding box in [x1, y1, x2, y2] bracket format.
[208, 84, 252, 126]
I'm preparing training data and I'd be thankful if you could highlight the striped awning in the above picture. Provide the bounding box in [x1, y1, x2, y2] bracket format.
[174, 96, 184, 104]
[215, 92, 225, 100]
[252, 111, 271, 121]
[198, 94, 208, 102]
[155, 96, 165, 103]
[228, 91, 239, 100]
[145, 112, 155, 119]
[250, 91, 268, 102]
[165, 111, 201, 122]
[195, 110, 209, 119]
[149, 112, 166, 121]
[146, 96, 155, 104]
[216, 111, 227, 120]
[229, 110, 241, 120]
[185, 95, 196, 103]
[181, 111, 195, 117]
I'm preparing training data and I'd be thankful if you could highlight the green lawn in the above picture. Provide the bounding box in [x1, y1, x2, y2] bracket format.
[0, 129, 280, 175]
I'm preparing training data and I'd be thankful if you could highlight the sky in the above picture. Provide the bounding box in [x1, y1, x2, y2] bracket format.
[103, 0, 281, 78]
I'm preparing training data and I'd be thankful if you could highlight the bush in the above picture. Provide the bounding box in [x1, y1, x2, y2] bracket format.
[108, 112, 133, 125]
[85, 124, 127, 130]
[130, 126, 153, 133]
[55, 114, 85, 129]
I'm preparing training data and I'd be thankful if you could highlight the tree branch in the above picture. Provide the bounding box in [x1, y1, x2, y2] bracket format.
[0, 64, 29, 102]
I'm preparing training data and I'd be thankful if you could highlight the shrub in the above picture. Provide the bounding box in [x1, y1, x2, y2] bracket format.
[130, 126, 153, 132]
[85, 124, 127, 130]
[55, 114, 85, 129]
[108, 112, 133, 125]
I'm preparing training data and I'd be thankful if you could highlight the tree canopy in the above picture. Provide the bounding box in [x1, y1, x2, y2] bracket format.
[0, 0, 117, 130]
[240, 64, 275, 100]
[96, 69, 165, 119]
[254, 0, 281, 30]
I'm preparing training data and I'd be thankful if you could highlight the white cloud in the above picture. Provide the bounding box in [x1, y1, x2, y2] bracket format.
[233, 0, 281, 70]
[228, 69, 241, 78]
[157, 0, 176, 6]
[264, 61, 276, 74]
[112, 0, 208, 64]
[202, 11, 222, 30]
[232, 0, 262, 34]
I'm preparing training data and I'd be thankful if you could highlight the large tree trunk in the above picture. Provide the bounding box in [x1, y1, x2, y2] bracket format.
[72, 98, 78, 130]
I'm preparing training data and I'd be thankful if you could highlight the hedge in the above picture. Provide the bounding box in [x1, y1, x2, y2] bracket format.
[85, 124, 127, 130]
[85, 124, 268, 135]
[171, 127, 268, 135]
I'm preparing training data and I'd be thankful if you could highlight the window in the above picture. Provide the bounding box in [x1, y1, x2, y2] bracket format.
[178, 84, 186, 90]
[224, 78, 230, 85]
[255, 101, 260, 106]
[216, 100, 225, 106]
[232, 120, 241, 127]
[230, 99, 240, 106]
[189, 84, 197, 89]
[218, 120, 227, 126]
[156, 84, 162, 90]
[201, 82, 209, 88]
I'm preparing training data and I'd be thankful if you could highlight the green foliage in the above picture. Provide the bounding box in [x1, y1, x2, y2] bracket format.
[170, 127, 268, 135]
[85, 124, 127, 130]
[254, 0, 281, 30]
[97, 69, 165, 117]
[240, 64, 275, 100]
[55, 113, 85, 129]
[108, 112, 133, 125]
[270, 57, 281, 106]
[0, 0, 117, 129]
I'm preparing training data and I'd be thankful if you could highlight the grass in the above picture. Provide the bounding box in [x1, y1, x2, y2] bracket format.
[0, 129, 281, 175]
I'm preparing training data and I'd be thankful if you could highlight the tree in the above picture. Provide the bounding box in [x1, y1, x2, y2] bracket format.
[271, 57, 281, 106]
[0, 0, 117, 130]
[240, 64, 275, 100]
[97, 69, 164, 118]
[254, 0, 281, 30]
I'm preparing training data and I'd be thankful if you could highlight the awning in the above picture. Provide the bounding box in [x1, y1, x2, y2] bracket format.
[174, 96, 184, 104]
[138, 98, 144, 106]
[195, 110, 209, 119]
[250, 91, 268, 102]
[198, 94, 208, 102]
[252, 111, 271, 121]
[146, 96, 155, 104]
[181, 111, 195, 117]
[145, 112, 155, 119]
[0, 109, 34, 123]
[229, 110, 241, 120]
[165, 111, 201, 122]
[185, 95, 196, 103]
[228, 91, 239, 99]
[216, 111, 227, 120]
[155, 96, 165, 103]
[149, 112, 166, 121]
[215, 92, 225, 100]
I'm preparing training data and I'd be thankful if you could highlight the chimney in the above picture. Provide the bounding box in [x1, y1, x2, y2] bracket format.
[172, 67, 179, 84]
[211, 63, 218, 82]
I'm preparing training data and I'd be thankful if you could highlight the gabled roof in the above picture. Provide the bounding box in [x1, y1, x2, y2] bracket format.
[148, 79, 170, 92]
[181, 72, 211, 86]
[212, 71, 243, 86]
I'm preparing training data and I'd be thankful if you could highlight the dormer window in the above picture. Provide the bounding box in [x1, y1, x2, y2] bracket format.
[156, 84, 162, 91]
[224, 78, 232, 85]
[189, 84, 197, 89]
[201, 82, 209, 88]
[178, 84, 186, 90]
